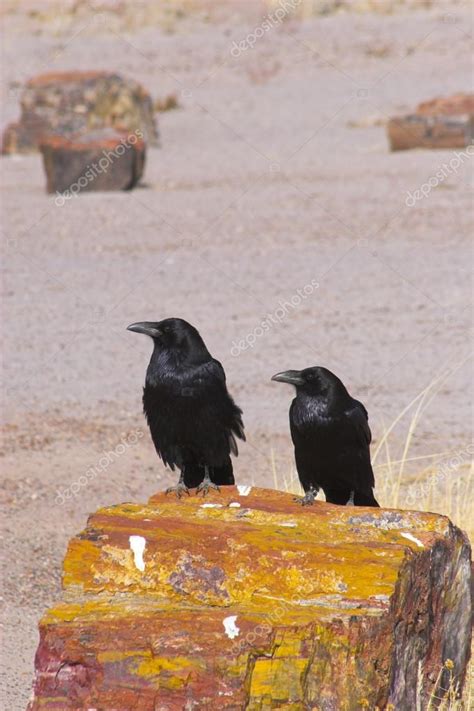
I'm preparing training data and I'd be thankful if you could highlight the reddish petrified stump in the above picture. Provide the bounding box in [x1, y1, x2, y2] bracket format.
[387, 93, 474, 151]
[417, 93, 474, 117]
[40, 129, 146, 195]
[27, 487, 472, 710]
[2, 70, 158, 154]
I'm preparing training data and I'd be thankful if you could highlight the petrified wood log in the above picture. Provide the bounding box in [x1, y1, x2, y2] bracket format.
[40, 129, 146, 196]
[2, 70, 158, 154]
[27, 487, 471, 710]
[387, 93, 474, 151]
[387, 114, 473, 151]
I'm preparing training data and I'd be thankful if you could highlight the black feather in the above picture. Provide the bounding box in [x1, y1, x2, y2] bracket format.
[275, 366, 379, 507]
[130, 318, 244, 489]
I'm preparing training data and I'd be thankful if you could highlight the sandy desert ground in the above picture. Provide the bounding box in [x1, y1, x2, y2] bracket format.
[1, 1, 473, 708]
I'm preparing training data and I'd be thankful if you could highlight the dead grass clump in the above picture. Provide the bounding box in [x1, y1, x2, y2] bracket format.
[154, 94, 180, 112]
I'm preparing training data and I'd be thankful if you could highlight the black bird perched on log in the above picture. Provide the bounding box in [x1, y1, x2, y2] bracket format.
[127, 317, 245, 497]
[271, 366, 379, 507]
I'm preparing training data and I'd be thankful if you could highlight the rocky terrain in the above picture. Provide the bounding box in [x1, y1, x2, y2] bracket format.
[1, 1, 472, 708]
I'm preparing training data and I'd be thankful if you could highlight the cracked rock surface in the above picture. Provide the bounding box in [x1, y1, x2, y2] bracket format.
[27, 487, 471, 710]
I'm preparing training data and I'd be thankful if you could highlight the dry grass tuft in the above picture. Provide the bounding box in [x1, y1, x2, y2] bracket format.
[154, 94, 180, 113]
[427, 659, 472, 710]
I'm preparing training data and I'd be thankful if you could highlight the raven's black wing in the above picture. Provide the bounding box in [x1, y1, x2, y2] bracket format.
[350, 399, 372, 443]
[180, 358, 241, 487]
[344, 398, 375, 492]
[143, 357, 244, 469]
[210, 358, 246, 448]
[288, 398, 321, 493]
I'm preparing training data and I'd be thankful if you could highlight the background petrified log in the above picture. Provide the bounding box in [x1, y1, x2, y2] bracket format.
[387, 93, 474, 151]
[387, 114, 472, 151]
[27, 487, 471, 710]
[2, 71, 158, 154]
[40, 129, 146, 195]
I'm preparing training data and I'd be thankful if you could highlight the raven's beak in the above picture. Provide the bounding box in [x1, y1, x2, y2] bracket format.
[127, 322, 162, 338]
[271, 370, 304, 386]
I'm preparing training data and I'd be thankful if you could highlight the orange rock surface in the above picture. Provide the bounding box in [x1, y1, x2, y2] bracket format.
[417, 93, 474, 117]
[27, 487, 471, 710]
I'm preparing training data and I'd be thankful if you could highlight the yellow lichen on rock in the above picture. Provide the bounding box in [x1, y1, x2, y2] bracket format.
[28, 486, 471, 710]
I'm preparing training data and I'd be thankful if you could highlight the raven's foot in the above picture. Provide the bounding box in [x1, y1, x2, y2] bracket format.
[294, 489, 317, 506]
[196, 479, 220, 497]
[165, 482, 190, 499]
[345, 491, 355, 506]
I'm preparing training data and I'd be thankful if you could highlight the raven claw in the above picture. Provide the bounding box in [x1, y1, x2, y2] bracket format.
[196, 481, 220, 496]
[294, 491, 316, 506]
[165, 483, 190, 499]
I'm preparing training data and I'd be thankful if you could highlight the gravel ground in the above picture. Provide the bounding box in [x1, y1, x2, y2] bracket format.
[1, 2, 472, 708]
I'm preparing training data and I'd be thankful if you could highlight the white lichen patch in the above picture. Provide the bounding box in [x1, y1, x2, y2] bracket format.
[229, 502, 241, 508]
[223, 615, 240, 639]
[237, 485, 252, 496]
[200, 503, 223, 509]
[129, 535, 146, 571]
[400, 532, 424, 548]
[280, 521, 298, 527]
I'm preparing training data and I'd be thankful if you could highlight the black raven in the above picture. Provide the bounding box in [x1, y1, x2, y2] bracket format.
[271, 366, 379, 507]
[127, 318, 245, 497]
